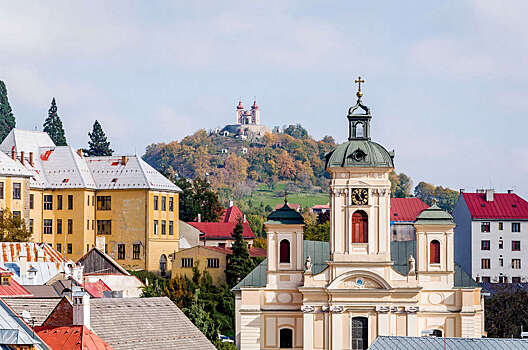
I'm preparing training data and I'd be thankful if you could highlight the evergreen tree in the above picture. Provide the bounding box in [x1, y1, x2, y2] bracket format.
[43, 98, 67, 146]
[0, 81, 15, 142]
[85, 120, 113, 156]
[225, 222, 254, 288]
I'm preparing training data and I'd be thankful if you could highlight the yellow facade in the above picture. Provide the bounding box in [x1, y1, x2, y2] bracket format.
[0, 176, 31, 221]
[171, 246, 227, 285]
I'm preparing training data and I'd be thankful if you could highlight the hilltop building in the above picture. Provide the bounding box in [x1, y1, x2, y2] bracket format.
[233, 80, 484, 349]
[454, 189, 528, 283]
[221, 100, 270, 138]
[0, 129, 181, 275]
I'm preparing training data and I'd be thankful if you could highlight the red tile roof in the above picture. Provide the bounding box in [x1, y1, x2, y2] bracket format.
[82, 279, 111, 298]
[36, 325, 114, 350]
[204, 246, 267, 257]
[390, 198, 429, 222]
[220, 205, 243, 223]
[462, 192, 528, 219]
[0, 268, 32, 296]
[312, 204, 330, 210]
[190, 222, 255, 240]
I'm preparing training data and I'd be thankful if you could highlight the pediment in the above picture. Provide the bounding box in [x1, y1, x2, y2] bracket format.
[327, 270, 391, 290]
[337, 276, 382, 289]
[349, 180, 370, 186]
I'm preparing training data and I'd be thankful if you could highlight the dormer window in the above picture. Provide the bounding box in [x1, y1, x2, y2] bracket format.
[1, 277, 9, 286]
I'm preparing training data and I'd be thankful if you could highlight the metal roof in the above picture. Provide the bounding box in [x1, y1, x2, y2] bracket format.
[390, 198, 429, 222]
[265, 203, 305, 225]
[36, 325, 114, 350]
[0, 299, 50, 349]
[0, 151, 31, 177]
[325, 139, 394, 169]
[3, 298, 62, 326]
[368, 336, 528, 350]
[462, 192, 528, 220]
[415, 204, 454, 225]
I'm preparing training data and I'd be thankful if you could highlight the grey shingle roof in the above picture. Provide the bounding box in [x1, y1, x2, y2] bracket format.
[0, 299, 49, 349]
[368, 336, 528, 349]
[3, 298, 61, 326]
[90, 297, 215, 350]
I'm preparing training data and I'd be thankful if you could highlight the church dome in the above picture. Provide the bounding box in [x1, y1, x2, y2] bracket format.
[325, 139, 394, 169]
[415, 204, 454, 225]
[265, 203, 304, 225]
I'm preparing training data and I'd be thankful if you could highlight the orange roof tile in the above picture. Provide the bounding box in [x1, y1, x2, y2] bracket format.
[36, 325, 114, 350]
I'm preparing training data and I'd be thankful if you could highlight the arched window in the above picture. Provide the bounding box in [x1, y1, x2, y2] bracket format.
[280, 240, 290, 263]
[355, 122, 364, 138]
[352, 211, 368, 243]
[430, 240, 440, 264]
[279, 328, 293, 348]
[351, 317, 368, 350]
[160, 254, 167, 276]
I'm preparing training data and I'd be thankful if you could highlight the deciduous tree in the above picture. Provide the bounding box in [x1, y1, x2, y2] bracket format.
[0, 210, 32, 242]
[175, 177, 223, 222]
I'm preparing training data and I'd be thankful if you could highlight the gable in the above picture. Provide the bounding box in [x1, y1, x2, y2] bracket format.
[78, 248, 129, 275]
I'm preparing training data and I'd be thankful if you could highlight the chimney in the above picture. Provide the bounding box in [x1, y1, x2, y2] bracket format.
[29, 152, 33, 166]
[20, 151, 24, 165]
[508, 189, 514, 194]
[76, 149, 83, 157]
[486, 189, 494, 202]
[229, 200, 234, 208]
[11, 150, 15, 160]
[121, 156, 128, 165]
[243, 214, 246, 223]
[197, 213, 201, 222]
[73, 287, 91, 329]
[459, 188, 465, 194]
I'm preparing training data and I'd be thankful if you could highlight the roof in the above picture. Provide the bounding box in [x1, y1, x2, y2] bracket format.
[179, 221, 201, 249]
[274, 203, 301, 211]
[190, 222, 255, 240]
[0, 151, 32, 177]
[390, 198, 429, 222]
[36, 325, 114, 350]
[266, 203, 305, 225]
[462, 192, 528, 220]
[0, 275, 32, 297]
[414, 204, 454, 225]
[82, 280, 111, 298]
[0, 299, 49, 349]
[90, 297, 215, 350]
[312, 204, 330, 210]
[3, 298, 62, 326]
[368, 336, 528, 350]
[220, 205, 243, 223]
[20, 285, 60, 298]
[0, 129, 55, 156]
[203, 246, 267, 258]
[234, 240, 477, 291]
[325, 139, 394, 169]
[77, 248, 130, 276]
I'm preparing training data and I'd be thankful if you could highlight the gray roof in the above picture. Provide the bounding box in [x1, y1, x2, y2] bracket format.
[234, 240, 477, 291]
[90, 297, 215, 350]
[415, 204, 454, 225]
[265, 203, 305, 225]
[3, 298, 61, 326]
[0, 299, 49, 349]
[325, 139, 394, 169]
[20, 285, 60, 298]
[179, 221, 201, 249]
[368, 336, 528, 350]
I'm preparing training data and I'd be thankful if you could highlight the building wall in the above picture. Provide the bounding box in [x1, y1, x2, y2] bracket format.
[453, 196, 472, 277]
[0, 176, 31, 220]
[171, 246, 227, 285]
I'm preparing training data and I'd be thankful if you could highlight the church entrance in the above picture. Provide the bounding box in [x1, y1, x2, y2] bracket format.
[351, 316, 368, 350]
[352, 211, 368, 243]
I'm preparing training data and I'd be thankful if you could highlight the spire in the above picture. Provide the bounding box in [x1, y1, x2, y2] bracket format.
[251, 99, 258, 110]
[237, 100, 243, 110]
[347, 76, 372, 141]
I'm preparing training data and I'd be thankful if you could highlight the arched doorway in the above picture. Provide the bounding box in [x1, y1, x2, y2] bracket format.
[352, 211, 368, 243]
[351, 316, 368, 349]
[279, 328, 293, 348]
[160, 254, 167, 277]
[280, 239, 290, 263]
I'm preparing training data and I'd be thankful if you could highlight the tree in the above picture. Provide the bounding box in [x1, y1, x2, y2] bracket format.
[0, 80, 15, 142]
[389, 171, 412, 198]
[283, 124, 308, 139]
[43, 98, 67, 146]
[485, 285, 528, 338]
[225, 222, 254, 288]
[175, 177, 223, 222]
[183, 289, 221, 345]
[414, 181, 459, 213]
[414, 182, 436, 205]
[0, 210, 32, 242]
[85, 120, 113, 156]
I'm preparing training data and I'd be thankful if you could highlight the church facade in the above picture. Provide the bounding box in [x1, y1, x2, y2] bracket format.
[233, 81, 484, 349]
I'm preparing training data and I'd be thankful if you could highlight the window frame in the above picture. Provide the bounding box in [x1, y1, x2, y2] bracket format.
[96, 196, 112, 210]
[44, 195, 53, 210]
[169, 220, 174, 235]
[181, 257, 193, 268]
[96, 220, 112, 235]
[207, 258, 220, 268]
[481, 258, 491, 269]
[12, 183, 21, 200]
[161, 196, 166, 211]
[0, 182, 4, 199]
[481, 240, 490, 251]
[132, 244, 140, 260]
[430, 240, 441, 264]
[512, 222, 521, 233]
[56, 219, 62, 234]
[43, 219, 53, 234]
[67, 195, 73, 210]
[512, 240, 521, 251]
[67, 219, 73, 234]
[117, 244, 125, 260]
[169, 197, 174, 211]
[153, 196, 159, 210]
[67, 243, 72, 254]
[279, 239, 290, 263]
[512, 258, 522, 269]
[57, 195, 63, 210]
[481, 222, 490, 233]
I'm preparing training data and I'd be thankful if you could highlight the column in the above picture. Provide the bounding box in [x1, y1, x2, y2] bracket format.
[376, 306, 390, 336]
[330, 306, 344, 350]
[405, 306, 419, 336]
[302, 306, 315, 350]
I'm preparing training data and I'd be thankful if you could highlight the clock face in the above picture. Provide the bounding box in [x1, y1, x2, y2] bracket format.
[351, 188, 368, 205]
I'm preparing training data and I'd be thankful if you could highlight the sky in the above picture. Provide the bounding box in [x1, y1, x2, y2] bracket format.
[0, 1, 527, 198]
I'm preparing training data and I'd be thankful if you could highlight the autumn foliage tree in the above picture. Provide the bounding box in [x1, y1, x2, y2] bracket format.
[0, 210, 32, 242]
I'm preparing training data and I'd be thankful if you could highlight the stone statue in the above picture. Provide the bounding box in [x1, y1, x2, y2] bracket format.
[408, 255, 416, 275]
[305, 256, 312, 274]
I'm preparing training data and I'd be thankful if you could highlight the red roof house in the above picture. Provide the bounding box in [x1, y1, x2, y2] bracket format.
[220, 204, 244, 223]
[461, 192, 528, 219]
[0, 267, 32, 297]
[189, 222, 255, 242]
[82, 279, 111, 298]
[390, 198, 429, 222]
[36, 325, 114, 350]
[204, 246, 267, 258]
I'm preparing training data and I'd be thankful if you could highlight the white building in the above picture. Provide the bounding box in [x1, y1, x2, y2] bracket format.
[454, 189, 528, 283]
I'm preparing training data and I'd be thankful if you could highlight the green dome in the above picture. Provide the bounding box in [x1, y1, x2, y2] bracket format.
[325, 139, 394, 169]
[265, 203, 305, 225]
[415, 204, 454, 225]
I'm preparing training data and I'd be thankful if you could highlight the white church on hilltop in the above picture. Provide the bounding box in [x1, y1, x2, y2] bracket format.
[233, 79, 484, 349]
[221, 100, 270, 138]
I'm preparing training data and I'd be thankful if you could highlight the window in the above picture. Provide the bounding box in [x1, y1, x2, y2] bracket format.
[87, 220, 89, 230]
[430, 240, 440, 264]
[512, 240, 521, 251]
[161, 220, 166, 235]
[12, 183, 21, 200]
[96, 196, 111, 210]
[56, 219, 62, 234]
[513, 259, 522, 269]
[351, 318, 369, 349]
[481, 222, 490, 232]
[92, 220, 95, 230]
[118, 244, 125, 260]
[169, 221, 174, 235]
[512, 277, 521, 283]
[160, 254, 167, 276]
[161, 197, 166, 211]
[153, 196, 159, 210]
[499, 240, 503, 249]
[280, 239, 290, 263]
[56, 243, 62, 253]
[44, 195, 53, 210]
[169, 197, 174, 211]
[97, 220, 112, 235]
[499, 258, 503, 267]
[57, 195, 63, 210]
[86, 244, 89, 253]
[499, 275, 507, 283]
[482, 276, 491, 283]
[512, 222, 521, 232]
[181, 258, 193, 268]
[481, 258, 491, 269]
[133, 244, 140, 260]
[44, 219, 53, 234]
[67, 219, 73, 234]
[207, 258, 220, 268]
[352, 210, 368, 243]
[29, 194, 34, 209]
[481, 240, 490, 250]
[29, 219, 33, 233]
[67, 195, 73, 210]
[499, 222, 504, 230]
[67, 243, 72, 254]
[0, 182, 3, 199]
[0, 277, 9, 286]
[279, 328, 293, 349]
[154, 220, 159, 235]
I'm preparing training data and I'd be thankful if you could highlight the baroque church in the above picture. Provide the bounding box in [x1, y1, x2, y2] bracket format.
[233, 79, 484, 349]
[221, 100, 270, 138]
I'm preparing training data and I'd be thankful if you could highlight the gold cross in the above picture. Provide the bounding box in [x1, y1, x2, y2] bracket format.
[355, 76, 365, 98]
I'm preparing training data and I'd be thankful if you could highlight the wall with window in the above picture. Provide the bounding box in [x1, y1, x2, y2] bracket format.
[171, 246, 227, 285]
[0, 176, 31, 234]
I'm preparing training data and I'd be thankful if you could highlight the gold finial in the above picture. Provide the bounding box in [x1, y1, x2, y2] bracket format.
[355, 76, 365, 98]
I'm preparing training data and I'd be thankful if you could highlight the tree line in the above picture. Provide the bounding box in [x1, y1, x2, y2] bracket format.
[0, 80, 113, 156]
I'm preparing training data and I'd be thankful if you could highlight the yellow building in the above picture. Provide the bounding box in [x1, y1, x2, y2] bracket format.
[0, 129, 181, 275]
[233, 85, 484, 349]
[0, 150, 32, 221]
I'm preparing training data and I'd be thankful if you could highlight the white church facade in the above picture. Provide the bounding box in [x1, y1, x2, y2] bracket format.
[233, 80, 484, 349]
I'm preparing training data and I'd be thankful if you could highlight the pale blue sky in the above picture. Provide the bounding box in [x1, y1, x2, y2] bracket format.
[0, 1, 526, 198]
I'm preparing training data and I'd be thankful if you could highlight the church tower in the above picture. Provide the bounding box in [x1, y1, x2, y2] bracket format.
[324, 77, 394, 273]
